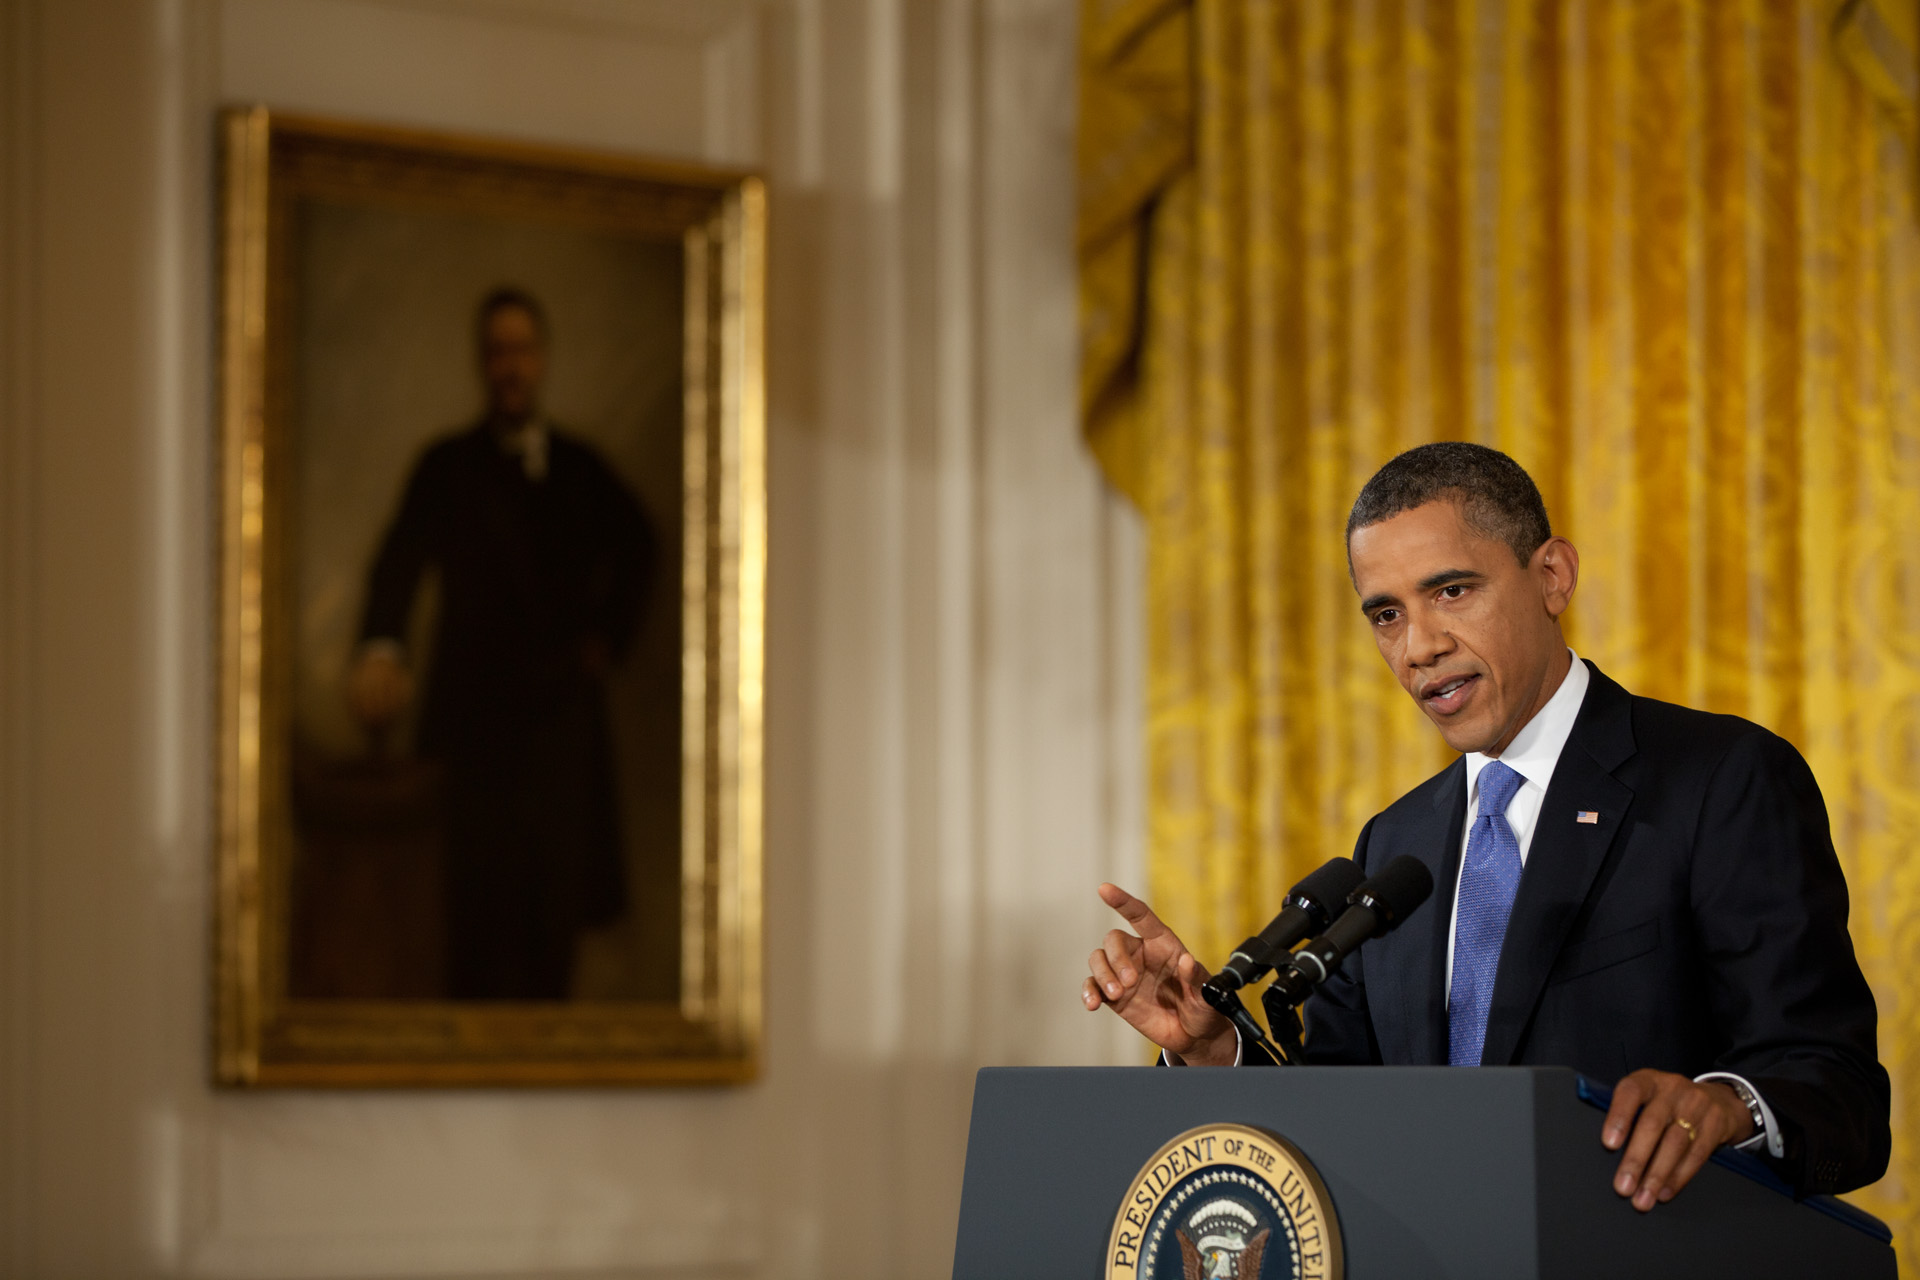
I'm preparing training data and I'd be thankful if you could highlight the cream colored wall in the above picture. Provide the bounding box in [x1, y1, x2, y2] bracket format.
[0, 1, 1145, 1276]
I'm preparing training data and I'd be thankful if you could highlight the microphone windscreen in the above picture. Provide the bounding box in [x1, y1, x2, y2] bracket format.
[1352, 855, 1435, 930]
[1293, 857, 1365, 913]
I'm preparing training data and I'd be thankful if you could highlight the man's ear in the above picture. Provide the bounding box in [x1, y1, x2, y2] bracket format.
[1536, 536, 1579, 619]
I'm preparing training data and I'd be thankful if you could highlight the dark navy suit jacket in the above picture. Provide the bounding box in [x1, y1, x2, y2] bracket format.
[1293, 661, 1889, 1196]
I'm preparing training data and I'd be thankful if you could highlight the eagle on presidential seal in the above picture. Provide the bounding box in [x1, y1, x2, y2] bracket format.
[1175, 1199, 1270, 1280]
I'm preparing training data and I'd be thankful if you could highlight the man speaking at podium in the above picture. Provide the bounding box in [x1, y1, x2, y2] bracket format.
[1083, 444, 1890, 1209]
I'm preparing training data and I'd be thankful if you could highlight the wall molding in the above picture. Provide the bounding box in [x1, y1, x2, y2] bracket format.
[374, 0, 759, 42]
[7, 2, 1125, 1275]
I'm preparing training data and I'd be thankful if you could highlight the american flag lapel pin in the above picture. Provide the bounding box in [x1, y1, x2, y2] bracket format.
[1576, 810, 1600, 824]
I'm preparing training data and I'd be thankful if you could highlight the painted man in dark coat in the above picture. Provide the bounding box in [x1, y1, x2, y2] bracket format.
[347, 287, 652, 999]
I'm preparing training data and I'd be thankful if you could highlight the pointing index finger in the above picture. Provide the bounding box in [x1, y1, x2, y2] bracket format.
[1097, 883, 1169, 940]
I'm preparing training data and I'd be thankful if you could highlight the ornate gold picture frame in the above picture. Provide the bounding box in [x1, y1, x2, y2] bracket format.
[214, 108, 764, 1086]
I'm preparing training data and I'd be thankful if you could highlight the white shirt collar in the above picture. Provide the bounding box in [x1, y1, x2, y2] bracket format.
[1463, 649, 1589, 806]
[497, 417, 550, 480]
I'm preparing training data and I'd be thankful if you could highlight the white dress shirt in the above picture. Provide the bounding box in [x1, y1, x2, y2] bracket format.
[498, 417, 550, 480]
[1184, 649, 1785, 1158]
[1445, 652, 1591, 998]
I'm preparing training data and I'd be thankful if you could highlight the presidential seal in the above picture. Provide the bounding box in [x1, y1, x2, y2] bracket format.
[1105, 1123, 1342, 1280]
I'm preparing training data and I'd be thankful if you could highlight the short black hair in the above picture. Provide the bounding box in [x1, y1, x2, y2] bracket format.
[475, 285, 548, 348]
[1346, 442, 1551, 567]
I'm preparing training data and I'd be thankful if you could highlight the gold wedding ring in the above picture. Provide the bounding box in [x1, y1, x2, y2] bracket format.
[1674, 1116, 1698, 1144]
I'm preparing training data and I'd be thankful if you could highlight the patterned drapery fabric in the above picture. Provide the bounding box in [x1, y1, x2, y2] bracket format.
[1079, 0, 1920, 1251]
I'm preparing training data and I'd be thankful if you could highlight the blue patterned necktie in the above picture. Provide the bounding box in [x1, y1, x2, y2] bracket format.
[1449, 760, 1527, 1067]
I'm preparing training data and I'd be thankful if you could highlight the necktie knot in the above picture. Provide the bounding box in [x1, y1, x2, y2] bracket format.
[1478, 760, 1525, 817]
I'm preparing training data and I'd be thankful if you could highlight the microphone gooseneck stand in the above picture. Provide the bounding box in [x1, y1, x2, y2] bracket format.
[1260, 988, 1308, 1064]
[1200, 981, 1296, 1064]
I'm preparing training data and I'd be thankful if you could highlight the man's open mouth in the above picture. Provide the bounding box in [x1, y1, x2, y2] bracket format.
[1422, 673, 1480, 714]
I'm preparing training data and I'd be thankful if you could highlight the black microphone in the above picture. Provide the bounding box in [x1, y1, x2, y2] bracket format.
[1264, 855, 1435, 1009]
[1204, 858, 1367, 996]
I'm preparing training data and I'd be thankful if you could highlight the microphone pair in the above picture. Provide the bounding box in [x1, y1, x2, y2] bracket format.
[1202, 854, 1434, 1013]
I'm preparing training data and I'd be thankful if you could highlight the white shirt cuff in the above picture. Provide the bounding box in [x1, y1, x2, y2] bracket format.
[1694, 1071, 1784, 1159]
[1160, 1025, 1247, 1067]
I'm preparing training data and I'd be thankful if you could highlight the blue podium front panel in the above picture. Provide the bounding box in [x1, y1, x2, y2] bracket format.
[950, 1066, 1893, 1280]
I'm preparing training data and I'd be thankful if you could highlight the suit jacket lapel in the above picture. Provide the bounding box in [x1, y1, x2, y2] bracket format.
[1479, 662, 1638, 1066]
[1365, 758, 1466, 1066]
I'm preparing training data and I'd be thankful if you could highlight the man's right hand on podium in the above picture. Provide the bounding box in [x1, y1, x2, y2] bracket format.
[1082, 884, 1239, 1066]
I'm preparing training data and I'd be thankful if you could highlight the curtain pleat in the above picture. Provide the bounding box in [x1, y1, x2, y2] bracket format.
[1080, 0, 1920, 1250]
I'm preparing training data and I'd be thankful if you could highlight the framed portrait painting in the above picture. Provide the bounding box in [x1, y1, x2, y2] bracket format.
[213, 108, 764, 1085]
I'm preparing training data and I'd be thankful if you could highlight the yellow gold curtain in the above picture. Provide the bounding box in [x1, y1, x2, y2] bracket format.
[1080, 0, 1920, 1253]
